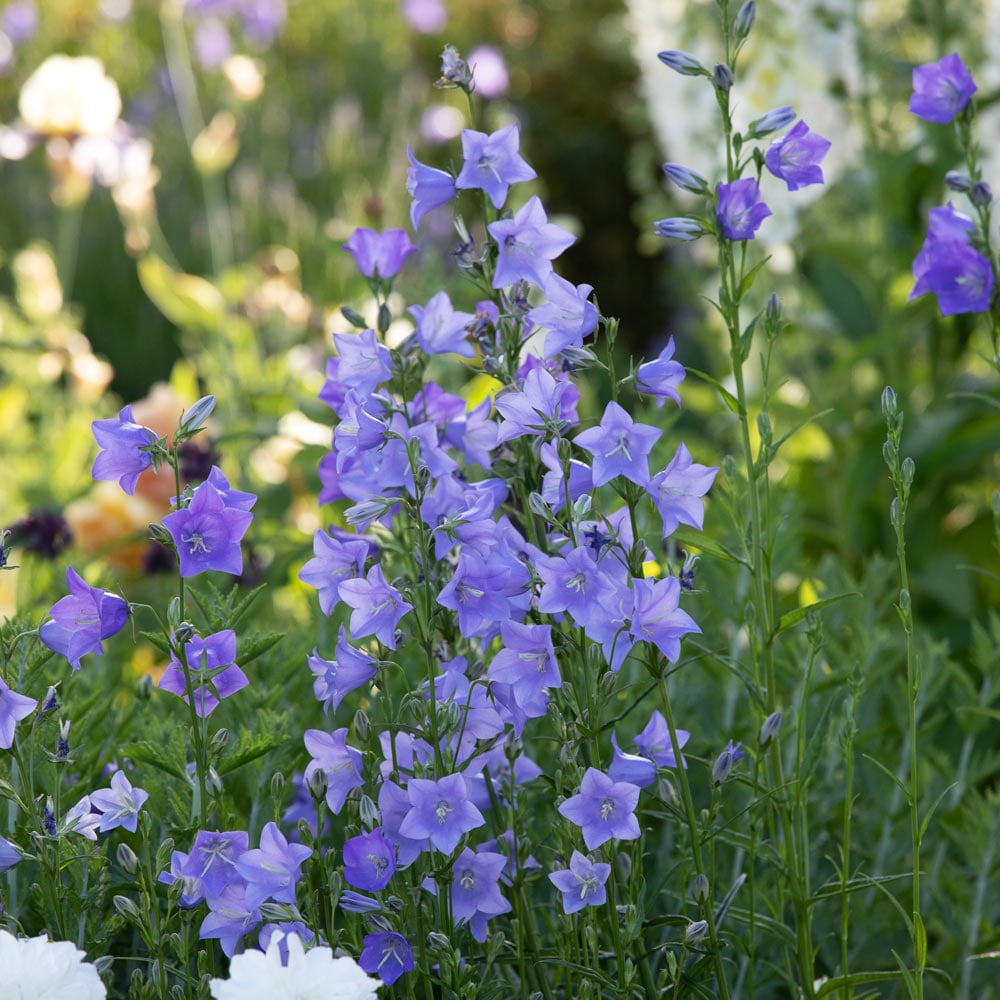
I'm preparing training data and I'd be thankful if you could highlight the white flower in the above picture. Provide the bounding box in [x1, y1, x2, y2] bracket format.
[209, 933, 380, 1000]
[0, 929, 106, 999]
[18, 55, 121, 137]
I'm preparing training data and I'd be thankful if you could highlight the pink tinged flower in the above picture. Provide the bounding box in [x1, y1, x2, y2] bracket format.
[557, 767, 641, 850]
[527, 272, 598, 359]
[90, 769, 149, 833]
[39, 566, 129, 671]
[716, 177, 771, 241]
[0, 679, 36, 749]
[408, 290, 476, 357]
[158, 629, 249, 718]
[91, 405, 157, 494]
[338, 564, 413, 650]
[308, 628, 377, 713]
[636, 336, 685, 407]
[455, 123, 536, 209]
[467, 45, 509, 99]
[360, 931, 414, 987]
[399, 773, 485, 855]
[303, 728, 364, 814]
[629, 575, 701, 662]
[400, 0, 446, 34]
[574, 400, 662, 487]
[343, 227, 418, 280]
[549, 850, 611, 914]
[162, 479, 254, 578]
[909, 53, 977, 124]
[298, 527, 372, 615]
[634, 710, 689, 768]
[487, 195, 576, 289]
[647, 442, 718, 537]
[234, 821, 311, 910]
[406, 146, 456, 229]
[764, 119, 831, 191]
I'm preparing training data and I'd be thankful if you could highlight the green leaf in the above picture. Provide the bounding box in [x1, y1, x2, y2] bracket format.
[808, 871, 910, 905]
[672, 528, 751, 568]
[119, 741, 189, 781]
[861, 753, 912, 802]
[237, 632, 284, 664]
[918, 782, 957, 844]
[800, 696, 836, 788]
[685, 366, 742, 415]
[815, 970, 907, 997]
[772, 592, 860, 640]
[914, 912, 927, 970]
[138, 254, 226, 332]
[217, 731, 290, 776]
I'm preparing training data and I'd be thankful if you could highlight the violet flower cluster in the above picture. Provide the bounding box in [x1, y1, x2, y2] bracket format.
[289, 85, 718, 986]
[653, 54, 831, 244]
[907, 54, 996, 319]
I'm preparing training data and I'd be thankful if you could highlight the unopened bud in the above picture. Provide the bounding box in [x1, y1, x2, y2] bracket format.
[427, 931, 451, 951]
[652, 217, 708, 241]
[308, 768, 328, 801]
[662, 162, 710, 196]
[177, 395, 216, 438]
[353, 709, 371, 742]
[691, 873, 710, 903]
[746, 105, 796, 139]
[657, 49, 708, 77]
[685, 919, 709, 944]
[359, 793, 379, 830]
[759, 710, 782, 746]
[881, 385, 897, 420]
[971, 181, 993, 206]
[734, 0, 756, 40]
[765, 292, 781, 325]
[945, 171, 972, 192]
[209, 728, 230, 755]
[713, 62, 734, 93]
[136, 674, 154, 702]
[270, 771, 285, 799]
[117, 843, 140, 875]
[113, 894, 141, 922]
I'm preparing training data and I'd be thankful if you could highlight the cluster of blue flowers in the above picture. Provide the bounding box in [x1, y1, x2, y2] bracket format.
[289, 66, 720, 982]
[907, 53, 997, 319]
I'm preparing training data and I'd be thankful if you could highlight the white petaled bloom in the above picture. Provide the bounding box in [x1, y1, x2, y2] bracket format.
[19, 55, 122, 137]
[209, 932, 380, 1000]
[0, 929, 107, 998]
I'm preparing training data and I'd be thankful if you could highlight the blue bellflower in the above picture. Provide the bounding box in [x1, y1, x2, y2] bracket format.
[407, 146, 456, 228]
[574, 400, 662, 487]
[90, 770, 149, 833]
[0, 678, 36, 749]
[91, 405, 158, 495]
[162, 478, 254, 578]
[909, 53, 977, 124]
[558, 767, 641, 850]
[342, 227, 418, 280]
[764, 120, 832, 191]
[487, 195, 576, 289]
[360, 931, 414, 987]
[549, 850, 612, 914]
[716, 178, 772, 240]
[399, 773, 485, 854]
[455, 123, 536, 208]
[39, 566, 129, 671]
[408, 291, 476, 356]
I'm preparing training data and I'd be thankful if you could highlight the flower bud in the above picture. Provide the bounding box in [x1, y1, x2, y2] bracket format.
[691, 873, 710, 903]
[652, 217, 708, 241]
[712, 740, 744, 784]
[55, 720, 71, 762]
[684, 919, 709, 944]
[734, 1, 756, 40]
[270, 771, 285, 799]
[427, 931, 451, 951]
[881, 385, 897, 419]
[945, 171, 972, 192]
[308, 768, 328, 801]
[901, 456, 915, 490]
[766, 292, 782, 325]
[745, 105, 796, 139]
[713, 63, 734, 92]
[759, 711, 782, 746]
[436, 45, 473, 90]
[177, 395, 216, 438]
[117, 843, 140, 875]
[657, 50, 708, 76]
[353, 709, 371, 742]
[662, 162, 710, 195]
[359, 794, 379, 830]
[113, 894, 141, 922]
[971, 181, 993, 206]
[209, 728, 230, 755]
[136, 673, 154, 702]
